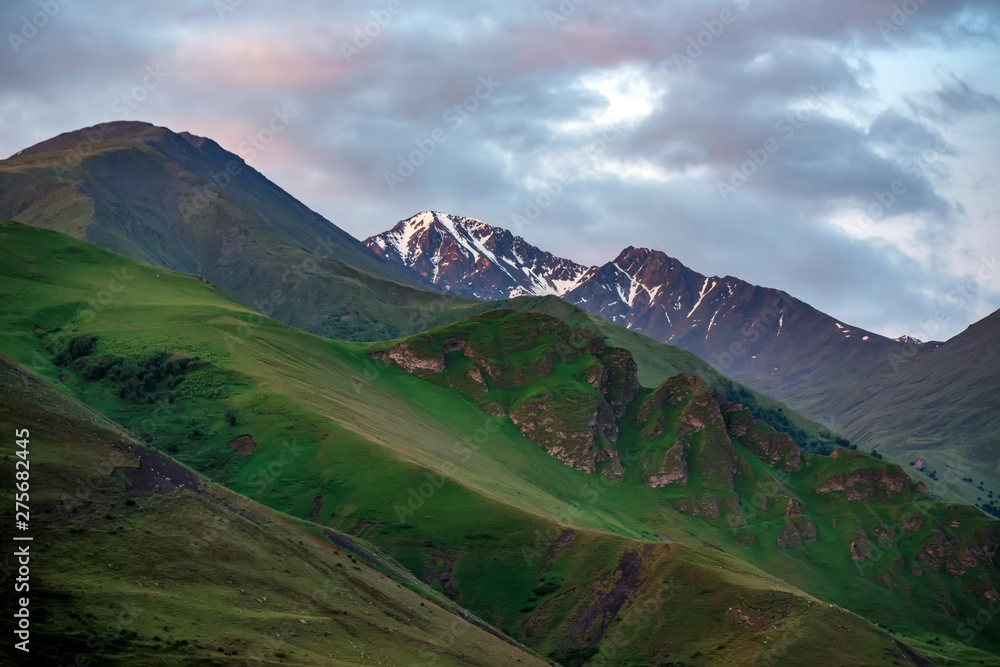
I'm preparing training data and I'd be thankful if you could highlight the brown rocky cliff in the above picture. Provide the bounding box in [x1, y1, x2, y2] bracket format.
[636, 375, 740, 490]
[816, 464, 928, 502]
[778, 515, 818, 550]
[372, 316, 640, 478]
[371, 342, 445, 376]
[719, 399, 802, 472]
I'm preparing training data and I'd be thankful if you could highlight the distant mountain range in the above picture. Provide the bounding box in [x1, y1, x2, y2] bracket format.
[365, 212, 900, 361]
[367, 212, 1000, 504]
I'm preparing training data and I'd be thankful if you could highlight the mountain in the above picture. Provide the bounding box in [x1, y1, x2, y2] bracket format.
[0, 121, 472, 341]
[0, 355, 549, 666]
[366, 211, 595, 300]
[364, 213, 906, 371]
[367, 212, 1000, 505]
[3, 220, 1000, 664]
[840, 309, 1000, 507]
[414, 293, 857, 457]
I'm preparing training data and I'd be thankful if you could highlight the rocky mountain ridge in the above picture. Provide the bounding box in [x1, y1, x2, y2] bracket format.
[370, 310, 1000, 601]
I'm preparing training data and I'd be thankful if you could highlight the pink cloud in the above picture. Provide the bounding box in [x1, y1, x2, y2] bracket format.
[174, 33, 349, 88]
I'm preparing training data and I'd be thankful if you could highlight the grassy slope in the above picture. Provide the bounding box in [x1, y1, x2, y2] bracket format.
[836, 311, 1000, 509]
[368, 307, 1000, 661]
[0, 357, 551, 667]
[1, 221, 997, 664]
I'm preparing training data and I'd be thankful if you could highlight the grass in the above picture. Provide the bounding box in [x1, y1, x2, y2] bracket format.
[0, 355, 552, 666]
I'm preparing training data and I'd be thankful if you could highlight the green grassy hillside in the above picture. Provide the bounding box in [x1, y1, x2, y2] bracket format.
[0, 356, 551, 666]
[834, 311, 1000, 510]
[1, 220, 998, 665]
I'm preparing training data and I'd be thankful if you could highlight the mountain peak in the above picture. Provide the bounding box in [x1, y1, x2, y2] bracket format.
[365, 212, 595, 300]
[615, 245, 669, 262]
[9, 121, 232, 167]
[12, 120, 170, 159]
[366, 212, 915, 393]
[893, 335, 924, 345]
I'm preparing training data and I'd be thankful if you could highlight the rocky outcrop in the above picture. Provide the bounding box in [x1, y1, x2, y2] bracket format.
[966, 529, 1000, 569]
[599, 347, 640, 417]
[917, 531, 959, 574]
[227, 434, 257, 456]
[372, 342, 445, 376]
[675, 496, 722, 520]
[721, 402, 802, 472]
[917, 526, 1000, 577]
[467, 367, 486, 386]
[461, 342, 502, 382]
[816, 463, 926, 502]
[784, 498, 803, 517]
[637, 375, 740, 490]
[647, 442, 688, 487]
[371, 312, 644, 476]
[778, 515, 818, 549]
[635, 375, 696, 438]
[510, 392, 608, 474]
[901, 514, 924, 533]
[850, 524, 872, 561]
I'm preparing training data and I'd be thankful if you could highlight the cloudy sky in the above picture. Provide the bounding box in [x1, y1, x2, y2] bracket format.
[2, 0, 999, 340]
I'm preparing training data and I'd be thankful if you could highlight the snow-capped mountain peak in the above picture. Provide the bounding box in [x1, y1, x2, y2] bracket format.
[365, 212, 595, 300]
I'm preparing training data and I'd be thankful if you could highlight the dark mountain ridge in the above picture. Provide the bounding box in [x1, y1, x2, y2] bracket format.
[0, 121, 469, 341]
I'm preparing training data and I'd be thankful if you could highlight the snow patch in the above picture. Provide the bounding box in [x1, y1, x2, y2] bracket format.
[615, 281, 629, 305]
[612, 262, 642, 307]
[434, 213, 518, 282]
[706, 307, 721, 338]
[687, 278, 715, 317]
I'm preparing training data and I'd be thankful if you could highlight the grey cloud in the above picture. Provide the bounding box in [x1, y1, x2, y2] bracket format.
[936, 75, 1000, 114]
[0, 0, 997, 339]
